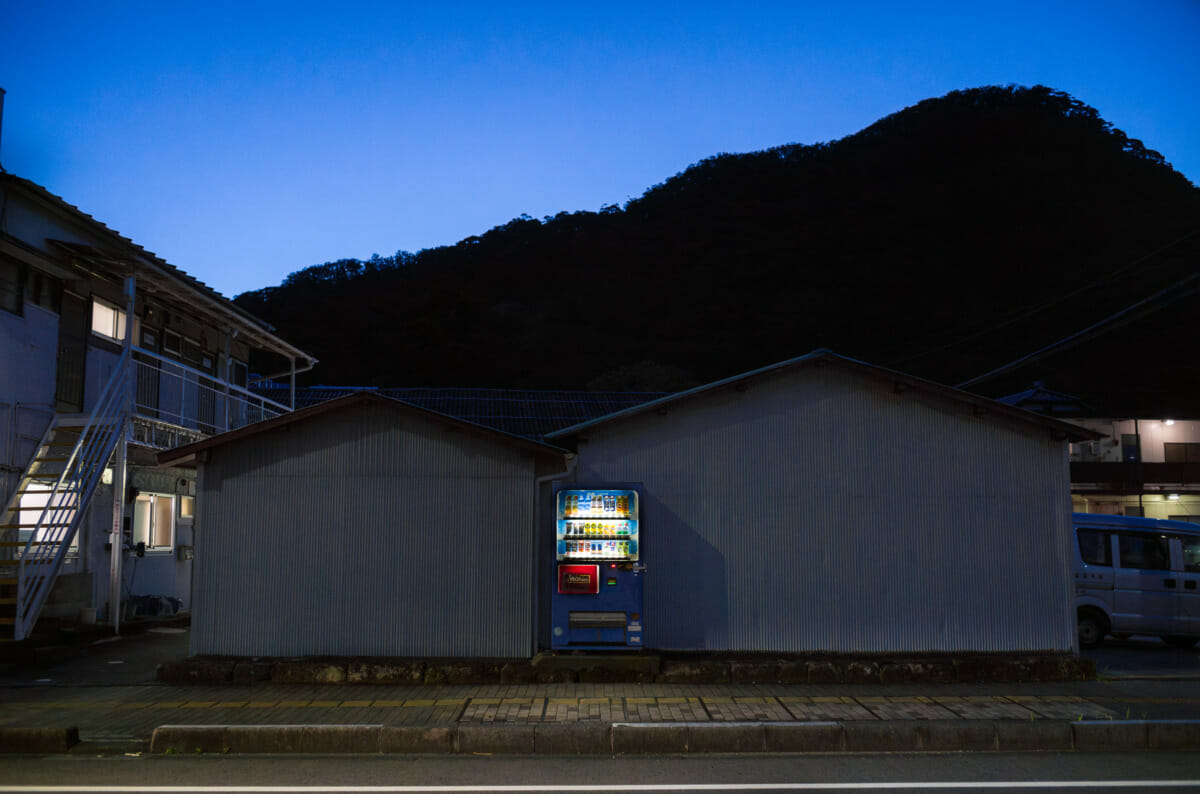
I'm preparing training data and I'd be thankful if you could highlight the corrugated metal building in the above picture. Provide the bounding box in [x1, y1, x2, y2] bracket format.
[160, 393, 566, 657]
[545, 350, 1097, 654]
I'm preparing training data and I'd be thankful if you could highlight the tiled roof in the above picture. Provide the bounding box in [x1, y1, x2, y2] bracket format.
[995, 381, 1093, 415]
[252, 385, 671, 441]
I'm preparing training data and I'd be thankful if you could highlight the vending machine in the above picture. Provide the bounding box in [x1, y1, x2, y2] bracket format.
[551, 484, 644, 650]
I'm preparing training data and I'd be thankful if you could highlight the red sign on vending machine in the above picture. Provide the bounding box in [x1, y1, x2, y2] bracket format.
[558, 564, 600, 594]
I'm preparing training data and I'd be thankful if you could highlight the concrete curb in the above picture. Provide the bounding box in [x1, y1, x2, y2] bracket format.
[142, 720, 1200, 756]
[0, 727, 79, 754]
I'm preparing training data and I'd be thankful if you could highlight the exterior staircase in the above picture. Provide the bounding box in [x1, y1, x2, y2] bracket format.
[0, 348, 130, 641]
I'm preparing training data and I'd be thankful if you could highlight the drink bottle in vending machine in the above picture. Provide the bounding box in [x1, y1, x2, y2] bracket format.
[552, 483, 644, 650]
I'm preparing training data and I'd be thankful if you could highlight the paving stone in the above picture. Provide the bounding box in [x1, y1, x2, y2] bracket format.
[779, 697, 877, 721]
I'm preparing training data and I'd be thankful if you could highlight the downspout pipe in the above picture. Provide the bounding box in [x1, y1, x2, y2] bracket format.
[108, 274, 135, 632]
[531, 453, 577, 655]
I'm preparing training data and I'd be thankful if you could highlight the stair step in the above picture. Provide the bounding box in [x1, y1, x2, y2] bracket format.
[0, 618, 14, 625]
[0, 541, 53, 547]
[0, 598, 15, 605]
[0, 523, 72, 530]
[7, 488, 80, 496]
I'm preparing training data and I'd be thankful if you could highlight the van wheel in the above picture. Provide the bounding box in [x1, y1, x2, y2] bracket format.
[1078, 609, 1108, 649]
[1161, 636, 1199, 649]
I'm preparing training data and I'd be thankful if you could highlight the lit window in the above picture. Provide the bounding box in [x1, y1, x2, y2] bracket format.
[18, 484, 79, 553]
[0, 256, 23, 315]
[133, 493, 175, 551]
[91, 298, 127, 342]
[179, 495, 195, 519]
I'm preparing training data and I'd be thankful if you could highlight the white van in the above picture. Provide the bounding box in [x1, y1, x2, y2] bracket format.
[1073, 513, 1200, 649]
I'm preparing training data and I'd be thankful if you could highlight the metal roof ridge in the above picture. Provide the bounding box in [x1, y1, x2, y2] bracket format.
[157, 391, 569, 467]
[546, 348, 1100, 441]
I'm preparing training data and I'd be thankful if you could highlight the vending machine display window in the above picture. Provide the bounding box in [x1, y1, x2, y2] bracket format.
[555, 489, 639, 562]
[551, 485, 643, 650]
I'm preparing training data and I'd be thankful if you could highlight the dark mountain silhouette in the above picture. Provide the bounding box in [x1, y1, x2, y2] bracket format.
[235, 85, 1200, 414]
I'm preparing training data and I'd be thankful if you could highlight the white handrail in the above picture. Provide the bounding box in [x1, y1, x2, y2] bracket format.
[16, 346, 131, 640]
[132, 346, 290, 434]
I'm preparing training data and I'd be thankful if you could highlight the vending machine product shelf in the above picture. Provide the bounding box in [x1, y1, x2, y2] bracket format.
[551, 484, 644, 650]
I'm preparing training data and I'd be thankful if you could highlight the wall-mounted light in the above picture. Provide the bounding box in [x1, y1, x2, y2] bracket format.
[1164, 419, 1176, 426]
[1167, 493, 1180, 501]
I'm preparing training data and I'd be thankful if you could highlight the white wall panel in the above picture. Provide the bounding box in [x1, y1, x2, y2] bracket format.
[573, 364, 1074, 653]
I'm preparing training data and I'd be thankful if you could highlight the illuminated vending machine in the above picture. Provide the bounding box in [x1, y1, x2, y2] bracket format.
[551, 484, 643, 650]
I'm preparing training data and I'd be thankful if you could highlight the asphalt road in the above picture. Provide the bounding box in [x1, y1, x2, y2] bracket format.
[1, 752, 1199, 792]
[1082, 636, 1200, 679]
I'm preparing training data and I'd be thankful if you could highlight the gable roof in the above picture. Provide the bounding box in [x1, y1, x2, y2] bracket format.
[157, 391, 568, 468]
[0, 173, 314, 366]
[995, 381, 1094, 416]
[546, 349, 1101, 443]
[250, 385, 671, 441]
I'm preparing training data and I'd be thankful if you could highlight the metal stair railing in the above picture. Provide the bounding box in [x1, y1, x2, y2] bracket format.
[13, 346, 131, 641]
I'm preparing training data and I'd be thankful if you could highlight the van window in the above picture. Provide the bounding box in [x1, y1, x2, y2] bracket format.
[1181, 537, 1200, 574]
[1077, 529, 1111, 566]
[1117, 534, 1170, 571]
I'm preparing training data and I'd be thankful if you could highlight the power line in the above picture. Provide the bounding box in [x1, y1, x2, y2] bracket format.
[957, 268, 1200, 389]
[892, 228, 1199, 368]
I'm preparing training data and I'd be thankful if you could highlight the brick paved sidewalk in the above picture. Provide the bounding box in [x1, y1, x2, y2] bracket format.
[3, 680, 1199, 743]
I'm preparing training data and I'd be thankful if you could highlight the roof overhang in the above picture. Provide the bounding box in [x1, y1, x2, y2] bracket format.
[0, 173, 314, 367]
[547, 349, 1103, 444]
[158, 392, 569, 468]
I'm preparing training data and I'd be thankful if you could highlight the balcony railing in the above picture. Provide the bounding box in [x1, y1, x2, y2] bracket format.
[132, 346, 290, 443]
[1071, 461, 1200, 493]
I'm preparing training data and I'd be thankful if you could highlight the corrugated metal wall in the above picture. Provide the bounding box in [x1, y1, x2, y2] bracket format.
[191, 404, 543, 657]
[574, 365, 1075, 653]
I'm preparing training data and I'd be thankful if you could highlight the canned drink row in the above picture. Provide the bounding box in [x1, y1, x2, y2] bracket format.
[563, 492, 632, 517]
[566, 540, 632, 556]
[562, 520, 633, 536]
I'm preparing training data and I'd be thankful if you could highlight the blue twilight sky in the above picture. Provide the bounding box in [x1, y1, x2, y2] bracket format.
[1, 1, 1197, 298]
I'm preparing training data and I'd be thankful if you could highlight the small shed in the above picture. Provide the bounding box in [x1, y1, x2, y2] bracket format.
[545, 350, 1098, 654]
[159, 393, 567, 657]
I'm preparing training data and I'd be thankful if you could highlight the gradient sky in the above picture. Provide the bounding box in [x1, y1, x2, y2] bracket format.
[2, 1, 1197, 298]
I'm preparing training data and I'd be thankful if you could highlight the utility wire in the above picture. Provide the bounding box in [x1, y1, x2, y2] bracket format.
[892, 228, 1200, 367]
[957, 269, 1200, 389]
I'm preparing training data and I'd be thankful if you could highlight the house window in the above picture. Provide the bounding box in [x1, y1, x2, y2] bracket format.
[133, 493, 175, 551]
[163, 329, 182, 358]
[29, 271, 61, 313]
[179, 495, 195, 519]
[91, 298, 127, 342]
[180, 338, 201, 369]
[1164, 443, 1200, 463]
[0, 256, 23, 315]
[231, 360, 248, 388]
[18, 484, 79, 553]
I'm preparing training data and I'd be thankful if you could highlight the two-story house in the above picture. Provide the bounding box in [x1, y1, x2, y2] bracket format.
[997, 382, 1199, 523]
[1, 172, 314, 641]
[1068, 418, 1200, 522]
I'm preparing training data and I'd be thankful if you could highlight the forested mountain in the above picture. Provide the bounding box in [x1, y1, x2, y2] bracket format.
[235, 85, 1200, 414]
